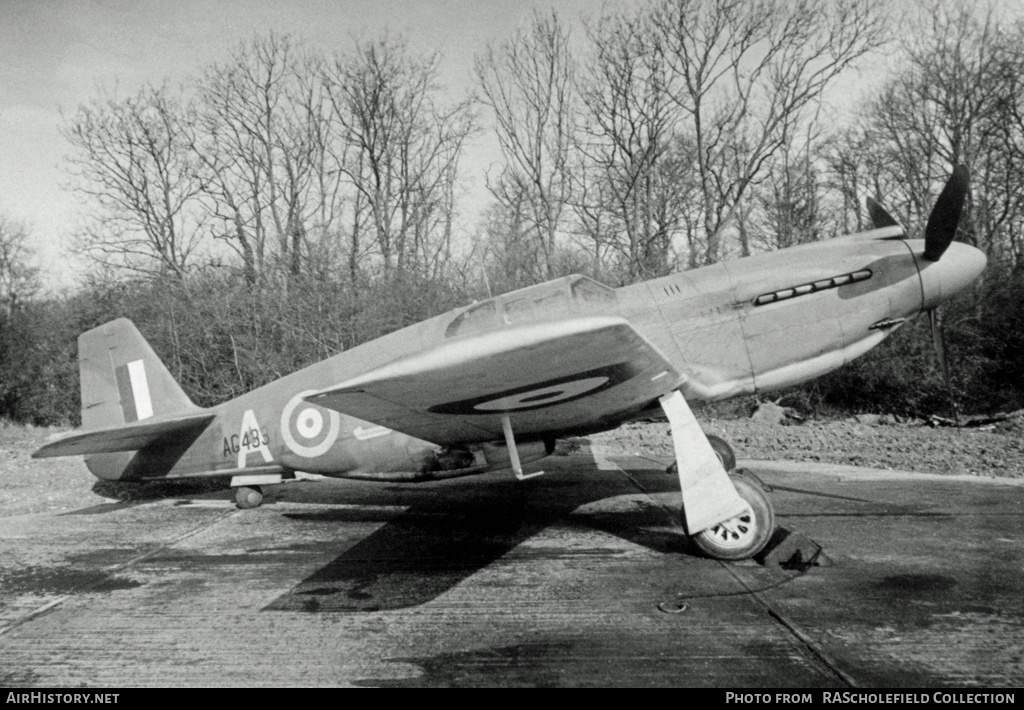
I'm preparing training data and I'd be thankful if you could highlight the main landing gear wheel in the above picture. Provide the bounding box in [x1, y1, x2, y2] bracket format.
[691, 471, 775, 561]
[234, 485, 264, 509]
[667, 433, 736, 474]
[706, 434, 736, 472]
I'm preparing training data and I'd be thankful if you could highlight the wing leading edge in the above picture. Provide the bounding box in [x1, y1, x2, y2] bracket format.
[307, 316, 680, 446]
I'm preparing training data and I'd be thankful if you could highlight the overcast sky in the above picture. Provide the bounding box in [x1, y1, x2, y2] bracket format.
[0, 0, 619, 289]
[9, 0, 1016, 290]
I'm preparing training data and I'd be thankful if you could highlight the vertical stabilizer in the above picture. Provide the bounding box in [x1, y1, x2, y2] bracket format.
[79, 318, 199, 430]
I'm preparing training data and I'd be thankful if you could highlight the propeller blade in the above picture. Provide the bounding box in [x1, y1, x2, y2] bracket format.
[928, 308, 960, 428]
[923, 164, 969, 261]
[866, 196, 900, 229]
[928, 308, 946, 376]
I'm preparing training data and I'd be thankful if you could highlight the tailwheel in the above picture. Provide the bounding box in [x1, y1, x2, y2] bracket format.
[234, 485, 264, 509]
[691, 471, 774, 561]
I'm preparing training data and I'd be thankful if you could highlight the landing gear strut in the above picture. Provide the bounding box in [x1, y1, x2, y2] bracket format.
[667, 433, 736, 474]
[659, 390, 776, 560]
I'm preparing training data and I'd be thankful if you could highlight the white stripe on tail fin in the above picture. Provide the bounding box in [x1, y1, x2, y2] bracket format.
[127, 359, 153, 419]
[79, 318, 199, 429]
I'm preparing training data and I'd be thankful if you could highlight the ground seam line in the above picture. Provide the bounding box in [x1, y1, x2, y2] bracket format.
[719, 561, 859, 688]
[0, 506, 239, 638]
[605, 449, 858, 687]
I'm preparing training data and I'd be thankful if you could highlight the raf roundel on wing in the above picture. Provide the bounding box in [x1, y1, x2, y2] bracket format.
[428, 363, 637, 415]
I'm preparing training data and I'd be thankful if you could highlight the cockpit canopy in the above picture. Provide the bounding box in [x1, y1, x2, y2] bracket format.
[445, 275, 617, 339]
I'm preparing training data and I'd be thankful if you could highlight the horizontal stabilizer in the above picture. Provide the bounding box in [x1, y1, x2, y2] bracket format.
[32, 412, 215, 459]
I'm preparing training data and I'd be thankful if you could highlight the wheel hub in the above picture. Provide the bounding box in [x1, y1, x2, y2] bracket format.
[702, 507, 756, 549]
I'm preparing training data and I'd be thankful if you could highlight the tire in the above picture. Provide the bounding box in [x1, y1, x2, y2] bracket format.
[666, 434, 736, 475]
[234, 485, 264, 509]
[692, 471, 775, 561]
[706, 434, 736, 472]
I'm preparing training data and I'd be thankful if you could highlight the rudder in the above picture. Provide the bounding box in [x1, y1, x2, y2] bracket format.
[79, 318, 199, 430]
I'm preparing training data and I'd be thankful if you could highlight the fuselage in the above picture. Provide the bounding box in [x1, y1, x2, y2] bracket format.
[85, 227, 986, 482]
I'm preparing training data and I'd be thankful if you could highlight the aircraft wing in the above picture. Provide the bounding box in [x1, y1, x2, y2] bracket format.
[32, 412, 215, 458]
[307, 316, 679, 446]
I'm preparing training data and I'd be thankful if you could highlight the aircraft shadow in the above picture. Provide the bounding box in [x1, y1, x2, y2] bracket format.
[263, 458, 690, 614]
[81, 478, 228, 513]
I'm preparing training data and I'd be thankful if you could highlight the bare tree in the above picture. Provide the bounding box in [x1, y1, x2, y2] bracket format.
[563, 0, 888, 281]
[846, 2, 1024, 269]
[64, 85, 208, 279]
[650, 0, 891, 263]
[475, 9, 577, 280]
[753, 122, 837, 251]
[477, 193, 557, 293]
[193, 33, 340, 287]
[323, 35, 477, 277]
[909, 3, 1024, 268]
[0, 217, 39, 317]
[573, 10, 693, 281]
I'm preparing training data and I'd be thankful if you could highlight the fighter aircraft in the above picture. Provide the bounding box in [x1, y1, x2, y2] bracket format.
[33, 166, 985, 561]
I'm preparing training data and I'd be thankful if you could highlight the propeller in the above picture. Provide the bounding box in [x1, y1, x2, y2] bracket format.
[923, 166, 970, 424]
[867, 165, 971, 425]
[926, 165, 969, 423]
[866, 196, 900, 229]
[927, 307, 960, 427]
[923, 164, 970, 261]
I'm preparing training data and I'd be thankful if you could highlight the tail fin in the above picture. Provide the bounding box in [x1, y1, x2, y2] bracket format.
[79, 318, 200, 430]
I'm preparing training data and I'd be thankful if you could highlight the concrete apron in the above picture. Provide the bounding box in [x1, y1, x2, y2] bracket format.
[0, 452, 1021, 687]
